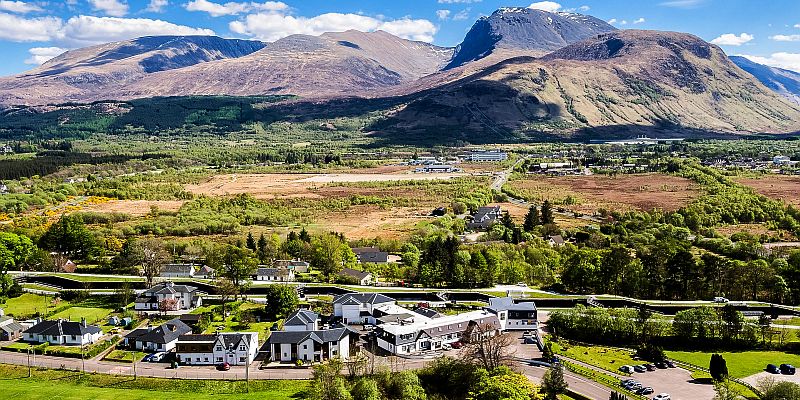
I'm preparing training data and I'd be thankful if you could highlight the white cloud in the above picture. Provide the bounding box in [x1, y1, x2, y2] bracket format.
[659, 0, 706, 8]
[145, 0, 168, 12]
[88, 0, 129, 17]
[230, 12, 437, 43]
[633, 17, 645, 24]
[184, 0, 287, 17]
[59, 15, 214, 46]
[741, 53, 800, 73]
[0, 1, 42, 13]
[452, 8, 470, 21]
[577, 5, 589, 11]
[710, 33, 754, 46]
[795, 23, 800, 29]
[609, 18, 627, 25]
[771, 34, 800, 42]
[0, 12, 62, 42]
[435, 9, 449, 20]
[607, 18, 616, 24]
[24, 46, 67, 65]
[528, 1, 561, 12]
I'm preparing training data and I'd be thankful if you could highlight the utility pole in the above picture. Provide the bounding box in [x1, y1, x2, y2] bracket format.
[27, 346, 31, 378]
[244, 339, 250, 393]
[132, 350, 137, 380]
[81, 343, 85, 374]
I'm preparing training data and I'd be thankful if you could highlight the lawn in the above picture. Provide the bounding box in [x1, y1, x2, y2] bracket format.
[0, 364, 309, 400]
[53, 273, 144, 282]
[193, 301, 276, 341]
[666, 350, 800, 378]
[103, 350, 147, 363]
[0, 293, 65, 318]
[49, 306, 114, 324]
[551, 341, 637, 375]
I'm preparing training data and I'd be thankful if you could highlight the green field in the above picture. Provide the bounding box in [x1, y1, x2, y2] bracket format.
[0, 364, 309, 400]
[0, 293, 64, 318]
[667, 350, 800, 378]
[49, 306, 114, 324]
[552, 342, 637, 374]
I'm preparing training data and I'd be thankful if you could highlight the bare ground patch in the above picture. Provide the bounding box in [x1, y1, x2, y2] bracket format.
[737, 175, 800, 206]
[507, 173, 700, 213]
[310, 206, 433, 240]
[80, 200, 186, 216]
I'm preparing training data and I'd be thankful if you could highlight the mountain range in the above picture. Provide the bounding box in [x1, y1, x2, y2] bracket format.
[1, 7, 799, 141]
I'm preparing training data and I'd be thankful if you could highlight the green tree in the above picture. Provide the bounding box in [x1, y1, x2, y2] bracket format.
[523, 205, 540, 232]
[264, 284, 299, 319]
[0, 232, 35, 296]
[469, 371, 539, 400]
[351, 378, 381, 400]
[540, 366, 568, 400]
[311, 233, 356, 279]
[246, 232, 257, 252]
[709, 354, 729, 381]
[39, 215, 100, 261]
[390, 370, 427, 400]
[312, 358, 352, 400]
[218, 245, 257, 298]
[540, 200, 555, 225]
[759, 378, 800, 400]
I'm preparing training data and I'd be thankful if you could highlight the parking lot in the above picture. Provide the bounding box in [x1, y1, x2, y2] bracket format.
[743, 370, 800, 387]
[626, 367, 716, 400]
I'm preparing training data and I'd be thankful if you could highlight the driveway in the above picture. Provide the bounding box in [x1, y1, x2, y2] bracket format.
[743, 370, 800, 387]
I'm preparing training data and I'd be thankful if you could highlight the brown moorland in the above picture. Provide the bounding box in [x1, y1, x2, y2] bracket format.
[736, 175, 800, 206]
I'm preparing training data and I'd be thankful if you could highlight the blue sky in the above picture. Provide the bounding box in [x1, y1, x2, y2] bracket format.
[0, 0, 799, 76]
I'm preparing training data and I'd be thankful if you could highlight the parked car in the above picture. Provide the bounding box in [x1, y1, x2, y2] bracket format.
[655, 362, 667, 369]
[633, 365, 647, 373]
[713, 297, 729, 303]
[216, 362, 231, 371]
[653, 394, 671, 400]
[781, 364, 796, 375]
[524, 337, 537, 344]
[150, 352, 166, 362]
[141, 353, 155, 362]
[645, 364, 656, 371]
[619, 365, 634, 374]
[620, 379, 636, 386]
[517, 282, 528, 287]
[665, 360, 676, 368]
[450, 341, 463, 349]
[767, 364, 780, 374]
[442, 343, 452, 351]
[637, 387, 654, 395]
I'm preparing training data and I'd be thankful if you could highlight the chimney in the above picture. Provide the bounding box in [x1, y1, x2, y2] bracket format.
[166, 281, 175, 287]
[0, 308, 4, 316]
[81, 318, 87, 328]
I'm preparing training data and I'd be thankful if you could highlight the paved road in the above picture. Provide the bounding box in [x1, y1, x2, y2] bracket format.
[490, 158, 524, 191]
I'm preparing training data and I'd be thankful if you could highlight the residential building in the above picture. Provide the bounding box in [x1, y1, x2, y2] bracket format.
[376, 310, 501, 355]
[194, 265, 215, 279]
[175, 332, 258, 366]
[774, 155, 792, 165]
[333, 293, 397, 325]
[265, 327, 357, 363]
[253, 267, 295, 282]
[486, 297, 538, 331]
[160, 264, 197, 278]
[274, 260, 311, 274]
[463, 150, 508, 162]
[283, 310, 320, 332]
[123, 318, 192, 352]
[0, 316, 24, 340]
[1, 144, 12, 154]
[0, 182, 8, 194]
[339, 268, 374, 286]
[352, 247, 389, 264]
[134, 281, 202, 312]
[22, 319, 102, 345]
[467, 206, 501, 230]
[548, 235, 566, 247]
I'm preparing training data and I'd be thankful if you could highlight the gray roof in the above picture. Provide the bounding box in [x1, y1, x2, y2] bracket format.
[413, 307, 443, 319]
[486, 297, 537, 313]
[125, 318, 191, 344]
[377, 313, 416, 324]
[339, 268, 371, 281]
[284, 310, 318, 327]
[161, 264, 196, 274]
[0, 316, 23, 334]
[140, 282, 199, 297]
[352, 247, 390, 263]
[266, 327, 353, 346]
[23, 319, 101, 336]
[255, 267, 290, 277]
[333, 293, 395, 306]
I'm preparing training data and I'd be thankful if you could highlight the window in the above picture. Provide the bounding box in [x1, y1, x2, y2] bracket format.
[239, 357, 246, 362]
[216, 346, 223, 351]
[216, 357, 223, 362]
[196, 357, 200, 362]
[204, 357, 208, 362]
[239, 345, 246, 351]
[303, 344, 307, 349]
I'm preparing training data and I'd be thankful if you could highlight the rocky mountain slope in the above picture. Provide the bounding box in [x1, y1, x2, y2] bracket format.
[730, 56, 800, 104]
[0, 36, 265, 105]
[445, 7, 616, 69]
[367, 30, 800, 141]
[108, 30, 452, 100]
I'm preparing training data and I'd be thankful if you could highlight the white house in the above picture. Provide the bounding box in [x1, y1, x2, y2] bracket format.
[466, 206, 501, 230]
[176, 332, 259, 366]
[160, 264, 197, 278]
[123, 318, 192, 352]
[253, 267, 295, 282]
[486, 297, 538, 331]
[135, 281, 202, 311]
[265, 327, 356, 363]
[23, 319, 102, 345]
[283, 310, 320, 332]
[376, 310, 501, 355]
[274, 260, 311, 274]
[333, 293, 396, 325]
[338, 268, 374, 286]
